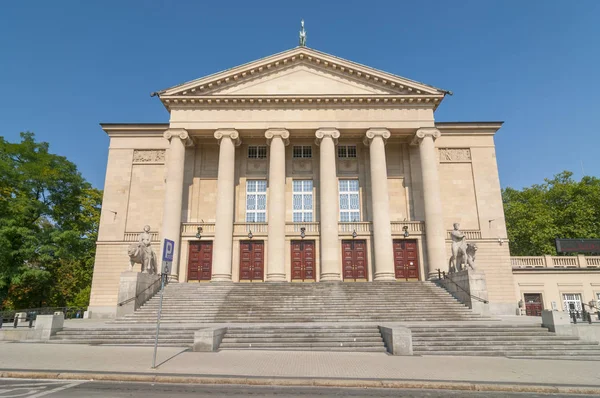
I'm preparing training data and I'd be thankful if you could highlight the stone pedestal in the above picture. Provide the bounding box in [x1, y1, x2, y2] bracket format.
[379, 326, 413, 355]
[542, 310, 573, 336]
[193, 327, 227, 352]
[116, 271, 161, 318]
[35, 314, 64, 340]
[438, 269, 490, 316]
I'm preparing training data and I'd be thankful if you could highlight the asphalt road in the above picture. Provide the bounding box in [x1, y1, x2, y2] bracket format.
[0, 379, 593, 398]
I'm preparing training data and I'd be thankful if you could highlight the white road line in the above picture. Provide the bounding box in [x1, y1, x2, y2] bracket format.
[27, 382, 84, 398]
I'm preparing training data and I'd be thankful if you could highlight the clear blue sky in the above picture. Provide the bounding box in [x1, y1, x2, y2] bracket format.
[1, 1, 598, 190]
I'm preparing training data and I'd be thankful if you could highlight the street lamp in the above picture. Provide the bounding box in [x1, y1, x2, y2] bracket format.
[352, 229, 357, 239]
[248, 230, 253, 239]
[300, 227, 306, 239]
[402, 225, 409, 238]
[195, 226, 203, 239]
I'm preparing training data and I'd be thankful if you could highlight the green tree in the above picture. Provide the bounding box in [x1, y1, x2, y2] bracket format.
[0, 132, 101, 309]
[503, 171, 600, 256]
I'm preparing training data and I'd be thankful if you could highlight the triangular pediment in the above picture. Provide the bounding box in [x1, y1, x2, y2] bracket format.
[159, 47, 448, 100]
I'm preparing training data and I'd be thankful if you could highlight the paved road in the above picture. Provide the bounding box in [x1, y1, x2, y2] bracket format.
[0, 379, 590, 398]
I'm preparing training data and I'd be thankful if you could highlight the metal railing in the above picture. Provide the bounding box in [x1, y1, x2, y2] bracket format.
[568, 303, 599, 324]
[0, 306, 87, 329]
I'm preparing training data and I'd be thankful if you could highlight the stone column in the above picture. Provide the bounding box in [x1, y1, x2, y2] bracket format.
[411, 128, 445, 279]
[364, 129, 395, 281]
[161, 129, 193, 280]
[315, 128, 341, 281]
[265, 129, 290, 282]
[212, 129, 241, 282]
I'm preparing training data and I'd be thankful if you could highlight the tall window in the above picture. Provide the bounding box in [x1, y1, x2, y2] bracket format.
[248, 146, 267, 159]
[293, 146, 312, 158]
[293, 180, 313, 222]
[246, 180, 267, 222]
[563, 293, 582, 313]
[338, 145, 357, 158]
[339, 179, 360, 222]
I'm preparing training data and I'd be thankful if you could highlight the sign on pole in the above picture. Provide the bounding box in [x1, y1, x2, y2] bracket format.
[153, 238, 175, 369]
[162, 238, 174, 275]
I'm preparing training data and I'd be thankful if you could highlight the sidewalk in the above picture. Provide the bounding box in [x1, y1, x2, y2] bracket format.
[1, 342, 600, 394]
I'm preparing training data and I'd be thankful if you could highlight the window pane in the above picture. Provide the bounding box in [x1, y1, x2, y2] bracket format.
[303, 180, 313, 191]
[350, 211, 360, 222]
[257, 194, 266, 210]
[246, 213, 255, 222]
[348, 179, 359, 191]
[293, 146, 302, 158]
[304, 195, 313, 210]
[293, 180, 302, 192]
[304, 146, 312, 158]
[340, 194, 348, 210]
[304, 213, 313, 222]
[347, 146, 357, 158]
[257, 212, 266, 222]
[338, 146, 346, 158]
[339, 180, 348, 192]
[247, 194, 256, 209]
[340, 212, 349, 222]
[293, 213, 302, 222]
[256, 180, 267, 192]
[248, 146, 257, 158]
[258, 146, 267, 159]
[350, 194, 359, 210]
[293, 194, 302, 210]
[247, 180, 256, 192]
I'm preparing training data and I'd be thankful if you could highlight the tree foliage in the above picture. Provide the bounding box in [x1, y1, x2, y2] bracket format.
[0, 132, 101, 309]
[503, 171, 600, 256]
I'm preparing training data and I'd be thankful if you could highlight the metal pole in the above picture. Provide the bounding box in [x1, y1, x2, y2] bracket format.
[152, 273, 166, 369]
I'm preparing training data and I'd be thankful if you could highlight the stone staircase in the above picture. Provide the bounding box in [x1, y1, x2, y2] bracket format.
[112, 281, 485, 324]
[410, 324, 600, 358]
[219, 325, 386, 352]
[50, 326, 196, 346]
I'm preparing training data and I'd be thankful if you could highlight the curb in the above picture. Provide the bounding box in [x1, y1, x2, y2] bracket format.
[2, 371, 600, 395]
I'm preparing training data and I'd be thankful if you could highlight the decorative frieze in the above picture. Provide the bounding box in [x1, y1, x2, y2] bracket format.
[438, 148, 471, 163]
[132, 150, 165, 164]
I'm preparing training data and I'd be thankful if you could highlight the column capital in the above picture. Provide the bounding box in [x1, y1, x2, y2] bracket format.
[363, 128, 391, 146]
[214, 129, 241, 146]
[410, 128, 441, 146]
[315, 128, 340, 146]
[164, 128, 194, 146]
[265, 128, 290, 146]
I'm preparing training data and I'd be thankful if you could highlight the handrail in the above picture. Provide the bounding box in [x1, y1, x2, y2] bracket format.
[437, 272, 489, 304]
[117, 275, 165, 307]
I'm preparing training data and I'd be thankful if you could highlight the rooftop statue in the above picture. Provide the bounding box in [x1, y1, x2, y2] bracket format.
[299, 19, 307, 47]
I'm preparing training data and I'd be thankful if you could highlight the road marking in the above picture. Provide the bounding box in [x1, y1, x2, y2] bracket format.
[0, 381, 85, 398]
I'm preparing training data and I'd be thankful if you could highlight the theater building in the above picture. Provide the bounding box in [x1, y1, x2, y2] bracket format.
[88, 46, 518, 318]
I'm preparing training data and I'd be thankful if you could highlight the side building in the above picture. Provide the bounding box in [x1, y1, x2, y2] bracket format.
[88, 47, 515, 318]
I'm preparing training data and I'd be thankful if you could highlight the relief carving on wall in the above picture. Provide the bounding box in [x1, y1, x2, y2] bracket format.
[337, 159, 359, 173]
[132, 150, 166, 164]
[292, 159, 313, 173]
[438, 148, 471, 163]
[246, 159, 268, 175]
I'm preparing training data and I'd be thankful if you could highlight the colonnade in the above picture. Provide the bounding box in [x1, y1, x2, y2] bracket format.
[159, 127, 445, 281]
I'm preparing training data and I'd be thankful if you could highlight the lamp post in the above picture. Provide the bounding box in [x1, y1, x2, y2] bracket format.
[352, 229, 357, 239]
[300, 227, 306, 239]
[248, 230, 253, 239]
[195, 226, 203, 239]
[402, 225, 409, 238]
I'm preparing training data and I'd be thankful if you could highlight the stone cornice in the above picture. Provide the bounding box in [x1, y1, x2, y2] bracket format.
[265, 128, 290, 146]
[363, 128, 391, 146]
[410, 128, 441, 146]
[162, 94, 442, 109]
[435, 122, 504, 136]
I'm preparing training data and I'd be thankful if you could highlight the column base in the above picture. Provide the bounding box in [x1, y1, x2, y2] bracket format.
[266, 273, 287, 282]
[374, 272, 396, 281]
[167, 274, 179, 283]
[319, 273, 342, 282]
[426, 272, 439, 281]
[211, 274, 232, 282]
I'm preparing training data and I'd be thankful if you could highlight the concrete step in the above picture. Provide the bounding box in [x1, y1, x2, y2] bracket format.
[413, 350, 600, 357]
[219, 341, 384, 348]
[222, 337, 383, 343]
[219, 346, 388, 352]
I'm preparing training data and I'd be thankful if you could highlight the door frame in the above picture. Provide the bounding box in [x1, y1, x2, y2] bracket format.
[392, 239, 420, 281]
[341, 239, 368, 282]
[239, 240, 265, 282]
[186, 240, 213, 282]
[290, 239, 316, 282]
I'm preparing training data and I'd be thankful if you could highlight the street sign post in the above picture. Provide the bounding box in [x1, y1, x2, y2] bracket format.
[152, 238, 175, 369]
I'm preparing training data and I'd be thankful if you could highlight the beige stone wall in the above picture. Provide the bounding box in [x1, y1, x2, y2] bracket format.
[88, 243, 130, 317]
[125, 164, 166, 232]
[513, 271, 600, 312]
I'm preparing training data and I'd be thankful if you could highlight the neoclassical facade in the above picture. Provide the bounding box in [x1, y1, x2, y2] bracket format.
[89, 47, 516, 317]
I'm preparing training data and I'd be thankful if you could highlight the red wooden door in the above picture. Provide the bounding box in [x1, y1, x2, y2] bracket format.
[291, 240, 315, 281]
[524, 293, 543, 316]
[187, 241, 213, 281]
[342, 240, 367, 281]
[239, 240, 264, 281]
[393, 239, 420, 281]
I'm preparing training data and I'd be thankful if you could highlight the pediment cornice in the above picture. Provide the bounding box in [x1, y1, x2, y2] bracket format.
[156, 47, 449, 110]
